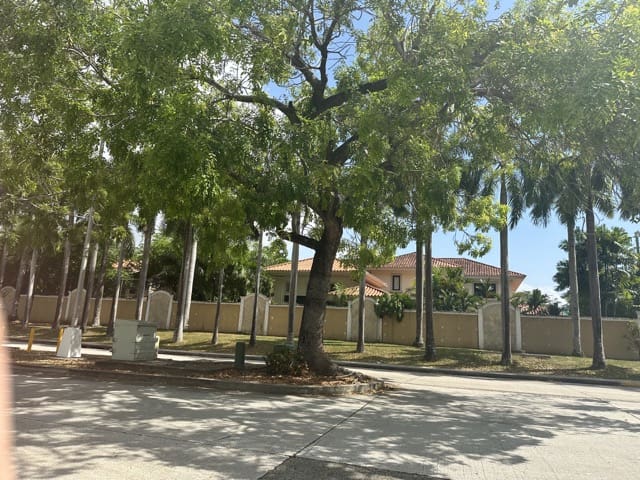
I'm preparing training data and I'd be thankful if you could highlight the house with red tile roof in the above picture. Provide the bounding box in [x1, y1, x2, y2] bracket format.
[368, 252, 526, 299]
[266, 253, 526, 304]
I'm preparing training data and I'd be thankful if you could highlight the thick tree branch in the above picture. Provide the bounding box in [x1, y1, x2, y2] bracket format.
[200, 75, 301, 124]
[328, 134, 358, 165]
[277, 229, 320, 251]
[310, 79, 388, 118]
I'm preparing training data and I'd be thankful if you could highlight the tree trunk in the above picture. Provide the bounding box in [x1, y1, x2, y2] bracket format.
[585, 196, 606, 369]
[356, 235, 367, 353]
[173, 222, 193, 343]
[249, 230, 263, 347]
[424, 229, 437, 361]
[80, 241, 99, 331]
[287, 212, 300, 347]
[211, 268, 224, 345]
[71, 205, 94, 327]
[22, 248, 39, 327]
[92, 240, 110, 327]
[0, 238, 8, 290]
[298, 214, 343, 375]
[566, 217, 583, 356]
[414, 235, 425, 347]
[53, 215, 73, 330]
[107, 240, 126, 337]
[9, 247, 29, 323]
[500, 175, 512, 366]
[182, 233, 198, 329]
[173, 226, 188, 340]
[135, 217, 154, 322]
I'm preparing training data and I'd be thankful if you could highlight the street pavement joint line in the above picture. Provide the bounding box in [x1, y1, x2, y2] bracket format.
[293, 396, 378, 458]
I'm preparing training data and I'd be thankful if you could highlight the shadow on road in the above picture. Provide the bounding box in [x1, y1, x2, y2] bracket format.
[12, 368, 640, 479]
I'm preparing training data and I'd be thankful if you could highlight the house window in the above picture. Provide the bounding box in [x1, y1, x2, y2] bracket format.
[474, 282, 497, 297]
[392, 275, 401, 291]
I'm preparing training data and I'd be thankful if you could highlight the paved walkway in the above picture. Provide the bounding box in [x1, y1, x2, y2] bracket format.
[9, 348, 640, 479]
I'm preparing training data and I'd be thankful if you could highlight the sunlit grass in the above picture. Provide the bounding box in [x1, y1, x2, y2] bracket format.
[8, 322, 640, 381]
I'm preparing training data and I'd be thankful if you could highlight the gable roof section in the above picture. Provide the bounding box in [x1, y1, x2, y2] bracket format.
[267, 254, 526, 281]
[375, 253, 526, 279]
[267, 258, 352, 273]
[332, 285, 387, 298]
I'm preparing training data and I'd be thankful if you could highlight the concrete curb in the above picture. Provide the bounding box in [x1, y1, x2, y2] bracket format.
[10, 337, 640, 389]
[336, 361, 640, 388]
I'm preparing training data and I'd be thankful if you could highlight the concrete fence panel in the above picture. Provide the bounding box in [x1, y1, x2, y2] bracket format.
[324, 307, 349, 340]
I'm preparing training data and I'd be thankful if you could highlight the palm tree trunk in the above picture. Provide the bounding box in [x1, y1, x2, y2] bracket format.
[71, 205, 94, 327]
[211, 268, 224, 345]
[414, 235, 425, 347]
[500, 174, 512, 366]
[182, 232, 198, 329]
[0, 238, 8, 290]
[9, 247, 29, 323]
[173, 222, 193, 342]
[566, 217, 583, 356]
[80, 241, 99, 331]
[356, 235, 367, 353]
[173, 226, 188, 338]
[249, 230, 263, 347]
[22, 248, 39, 327]
[53, 215, 73, 330]
[107, 240, 126, 337]
[92, 240, 109, 326]
[424, 228, 436, 361]
[585, 196, 606, 369]
[287, 212, 300, 347]
[135, 217, 154, 322]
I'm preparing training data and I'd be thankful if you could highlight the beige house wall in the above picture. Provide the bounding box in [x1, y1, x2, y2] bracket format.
[522, 316, 638, 361]
[180, 301, 240, 332]
[383, 311, 478, 347]
[367, 270, 414, 293]
[366, 270, 514, 297]
[324, 307, 349, 340]
[267, 305, 303, 337]
[17, 295, 141, 326]
[271, 271, 357, 304]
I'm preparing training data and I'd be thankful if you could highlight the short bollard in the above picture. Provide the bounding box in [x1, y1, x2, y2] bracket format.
[234, 342, 246, 369]
[26, 328, 36, 352]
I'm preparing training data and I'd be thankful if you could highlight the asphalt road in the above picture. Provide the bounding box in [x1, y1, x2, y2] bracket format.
[10, 367, 640, 479]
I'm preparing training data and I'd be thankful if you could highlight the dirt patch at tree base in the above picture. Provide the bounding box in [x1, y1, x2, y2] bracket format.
[9, 348, 387, 394]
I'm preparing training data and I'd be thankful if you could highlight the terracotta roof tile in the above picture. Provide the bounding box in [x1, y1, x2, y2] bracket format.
[266, 258, 353, 272]
[377, 253, 526, 278]
[268, 254, 526, 280]
[333, 285, 387, 297]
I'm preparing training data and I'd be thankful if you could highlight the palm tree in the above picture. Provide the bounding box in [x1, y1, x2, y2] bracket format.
[523, 156, 584, 356]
